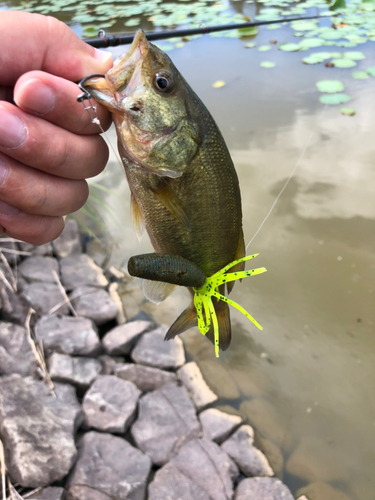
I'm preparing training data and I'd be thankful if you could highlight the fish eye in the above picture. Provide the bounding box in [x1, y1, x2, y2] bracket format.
[153, 72, 174, 93]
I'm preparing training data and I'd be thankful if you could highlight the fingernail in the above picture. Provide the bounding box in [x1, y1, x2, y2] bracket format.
[0, 157, 10, 188]
[16, 79, 56, 116]
[0, 200, 20, 217]
[94, 49, 113, 64]
[0, 106, 27, 150]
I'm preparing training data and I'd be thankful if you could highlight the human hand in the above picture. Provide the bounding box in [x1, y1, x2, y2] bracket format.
[0, 11, 113, 244]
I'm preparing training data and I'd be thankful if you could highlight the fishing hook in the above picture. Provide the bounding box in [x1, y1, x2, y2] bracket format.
[77, 74, 105, 124]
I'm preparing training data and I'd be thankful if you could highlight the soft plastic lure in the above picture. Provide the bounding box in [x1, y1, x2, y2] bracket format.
[128, 253, 267, 358]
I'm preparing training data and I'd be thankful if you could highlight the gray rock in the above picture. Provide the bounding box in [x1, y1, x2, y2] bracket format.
[200, 408, 242, 443]
[0, 375, 83, 488]
[171, 438, 239, 500]
[149, 462, 210, 500]
[239, 399, 286, 447]
[103, 320, 154, 355]
[68, 431, 151, 500]
[115, 363, 177, 392]
[83, 375, 141, 433]
[131, 382, 201, 466]
[178, 362, 218, 411]
[18, 256, 59, 283]
[69, 286, 119, 326]
[48, 353, 102, 389]
[52, 218, 82, 258]
[0, 322, 35, 376]
[22, 283, 70, 316]
[234, 477, 294, 500]
[222, 425, 274, 477]
[131, 326, 185, 370]
[296, 482, 351, 500]
[0, 282, 29, 325]
[35, 315, 101, 356]
[60, 254, 108, 290]
[28, 486, 65, 499]
[256, 437, 284, 478]
[18, 241, 53, 256]
[98, 354, 118, 375]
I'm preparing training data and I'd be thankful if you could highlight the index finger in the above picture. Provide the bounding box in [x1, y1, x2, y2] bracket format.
[0, 11, 113, 86]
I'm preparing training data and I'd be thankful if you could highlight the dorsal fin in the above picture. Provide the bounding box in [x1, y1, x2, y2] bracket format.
[151, 179, 191, 232]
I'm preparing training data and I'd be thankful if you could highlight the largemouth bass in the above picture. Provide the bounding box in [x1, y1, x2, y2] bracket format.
[83, 30, 264, 355]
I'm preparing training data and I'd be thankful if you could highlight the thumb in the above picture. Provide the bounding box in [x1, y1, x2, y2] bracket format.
[1, 11, 113, 86]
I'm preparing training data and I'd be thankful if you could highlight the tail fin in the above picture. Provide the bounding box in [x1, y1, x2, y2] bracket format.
[165, 293, 232, 353]
[164, 300, 197, 340]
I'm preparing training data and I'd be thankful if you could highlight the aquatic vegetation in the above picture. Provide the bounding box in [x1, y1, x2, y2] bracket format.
[319, 93, 351, 104]
[316, 80, 345, 92]
[260, 61, 276, 67]
[340, 107, 356, 115]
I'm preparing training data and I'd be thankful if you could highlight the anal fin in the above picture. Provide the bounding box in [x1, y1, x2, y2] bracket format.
[226, 228, 246, 295]
[165, 300, 197, 340]
[142, 279, 177, 304]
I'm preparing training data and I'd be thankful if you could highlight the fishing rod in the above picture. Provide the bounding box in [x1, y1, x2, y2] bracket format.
[84, 13, 331, 48]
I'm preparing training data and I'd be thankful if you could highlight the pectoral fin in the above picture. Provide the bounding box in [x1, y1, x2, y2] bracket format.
[130, 193, 145, 241]
[152, 179, 191, 232]
[142, 279, 177, 304]
[165, 300, 198, 340]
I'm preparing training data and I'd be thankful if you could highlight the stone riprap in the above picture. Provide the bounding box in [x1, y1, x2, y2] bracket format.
[0, 229, 305, 500]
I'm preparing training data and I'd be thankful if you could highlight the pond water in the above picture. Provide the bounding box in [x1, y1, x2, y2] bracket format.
[4, 0, 375, 498]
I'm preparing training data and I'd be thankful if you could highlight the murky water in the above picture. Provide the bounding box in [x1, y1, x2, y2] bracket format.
[86, 30, 375, 499]
[3, 1, 375, 497]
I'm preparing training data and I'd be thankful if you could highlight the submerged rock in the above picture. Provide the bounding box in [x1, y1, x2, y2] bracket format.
[131, 382, 200, 466]
[200, 408, 242, 444]
[0, 375, 82, 488]
[171, 438, 239, 500]
[178, 361, 218, 411]
[35, 315, 101, 356]
[222, 425, 274, 477]
[115, 363, 177, 392]
[67, 431, 151, 500]
[234, 477, 294, 500]
[131, 325, 185, 370]
[83, 375, 141, 433]
[296, 481, 352, 500]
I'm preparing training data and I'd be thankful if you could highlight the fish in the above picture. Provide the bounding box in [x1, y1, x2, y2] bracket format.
[82, 30, 266, 356]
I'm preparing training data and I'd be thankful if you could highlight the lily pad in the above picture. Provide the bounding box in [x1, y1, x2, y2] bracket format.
[238, 27, 258, 37]
[260, 61, 276, 68]
[303, 55, 326, 64]
[279, 43, 301, 52]
[244, 42, 256, 48]
[316, 80, 344, 93]
[258, 45, 271, 51]
[330, 0, 347, 10]
[340, 107, 356, 116]
[319, 93, 351, 105]
[343, 51, 366, 60]
[366, 66, 375, 76]
[352, 71, 369, 79]
[299, 38, 324, 49]
[333, 58, 357, 68]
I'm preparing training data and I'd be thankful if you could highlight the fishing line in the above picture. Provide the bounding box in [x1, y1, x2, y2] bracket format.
[245, 104, 327, 251]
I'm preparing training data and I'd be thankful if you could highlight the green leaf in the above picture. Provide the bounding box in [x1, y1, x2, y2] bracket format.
[258, 45, 271, 51]
[299, 38, 324, 49]
[329, 0, 347, 10]
[238, 27, 258, 37]
[352, 71, 369, 79]
[260, 61, 276, 68]
[244, 42, 256, 48]
[340, 107, 356, 116]
[319, 93, 351, 105]
[302, 55, 325, 64]
[279, 43, 301, 52]
[343, 51, 366, 60]
[316, 80, 345, 93]
[365, 66, 375, 76]
[333, 58, 357, 68]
